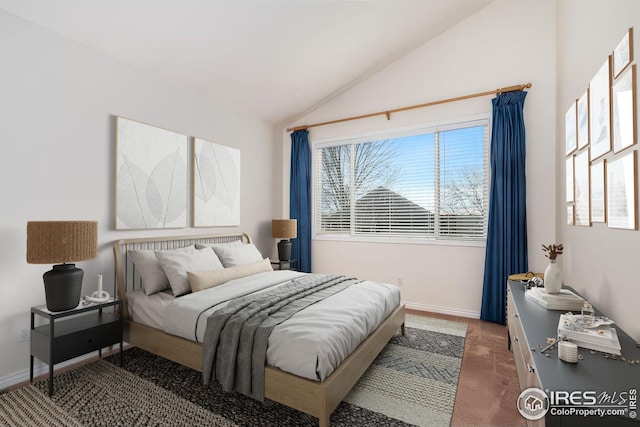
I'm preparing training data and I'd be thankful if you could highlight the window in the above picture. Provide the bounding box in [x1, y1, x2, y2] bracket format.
[314, 119, 489, 242]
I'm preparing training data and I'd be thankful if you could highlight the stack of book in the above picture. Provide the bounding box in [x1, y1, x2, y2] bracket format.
[524, 287, 585, 311]
[557, 314, 621, 355]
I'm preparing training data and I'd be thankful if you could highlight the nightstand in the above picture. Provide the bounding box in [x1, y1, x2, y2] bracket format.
[30, 298, 123, 396]
[271, 259, 298, 271]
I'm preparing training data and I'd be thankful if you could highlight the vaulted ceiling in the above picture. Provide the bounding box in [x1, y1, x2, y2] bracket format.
[0, 0, 493, 124]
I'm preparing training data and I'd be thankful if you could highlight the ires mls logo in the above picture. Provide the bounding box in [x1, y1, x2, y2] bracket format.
[517, 388, 550, 420]
[518, 387, 637, 420]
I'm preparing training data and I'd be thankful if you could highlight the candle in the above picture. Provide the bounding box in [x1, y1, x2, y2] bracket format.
[97, 274, 103, 295]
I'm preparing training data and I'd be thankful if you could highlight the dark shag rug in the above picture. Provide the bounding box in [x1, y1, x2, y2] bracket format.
[2, 315, 466, 427]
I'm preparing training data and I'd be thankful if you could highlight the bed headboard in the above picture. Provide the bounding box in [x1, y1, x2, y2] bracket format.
[113, 232, 251, 320]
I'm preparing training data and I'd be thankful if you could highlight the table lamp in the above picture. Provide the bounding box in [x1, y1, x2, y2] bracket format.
[27, 221, 98, 311]
[272, 219, 297, 261]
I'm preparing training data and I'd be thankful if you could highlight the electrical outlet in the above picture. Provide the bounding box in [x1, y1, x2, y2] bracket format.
[397, 277, 404, 288]
[16, 328, 29, 342]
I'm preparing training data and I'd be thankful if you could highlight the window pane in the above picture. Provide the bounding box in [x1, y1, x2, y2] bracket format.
[318, 145, 351, 232]
[438, 126, 487, 239]
[354, 135, 434, 236]
[314, 119, 488, 242]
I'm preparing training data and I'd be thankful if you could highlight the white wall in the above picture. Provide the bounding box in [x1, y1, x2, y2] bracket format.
[0, 11, 278, 382]
[556, 0, 640, 341]
[285, 0, 557, 317]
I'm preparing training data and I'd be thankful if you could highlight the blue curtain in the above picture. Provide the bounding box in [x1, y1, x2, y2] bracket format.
[480, 91, 528, 325]
[290, 129, 312, 273]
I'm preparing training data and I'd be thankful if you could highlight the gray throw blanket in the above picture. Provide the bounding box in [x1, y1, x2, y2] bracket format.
[202, 274, 360, 401]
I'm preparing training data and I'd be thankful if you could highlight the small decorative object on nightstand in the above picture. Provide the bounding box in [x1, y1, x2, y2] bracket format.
[85, 273, 110, 303]
[30, 298, 123, 396]
[272, 219, 297, 261]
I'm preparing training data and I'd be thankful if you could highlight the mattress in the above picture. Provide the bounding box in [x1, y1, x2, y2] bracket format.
[129, 270, 401, 381]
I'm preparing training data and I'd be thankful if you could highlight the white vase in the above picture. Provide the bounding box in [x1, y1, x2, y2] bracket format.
[544, 260, 562, 293]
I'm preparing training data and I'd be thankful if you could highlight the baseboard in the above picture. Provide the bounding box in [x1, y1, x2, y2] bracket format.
[0, 368, 33, 392]
[404, 301, 480, 319]
[0, 354, 89, 392]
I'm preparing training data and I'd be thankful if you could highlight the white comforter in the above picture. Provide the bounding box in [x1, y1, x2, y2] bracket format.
[164, 270, 400, 381]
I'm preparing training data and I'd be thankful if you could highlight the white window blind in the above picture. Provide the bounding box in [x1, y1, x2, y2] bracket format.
[314, 119, 489, 242]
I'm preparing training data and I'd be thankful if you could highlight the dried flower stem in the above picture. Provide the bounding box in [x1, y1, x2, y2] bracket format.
[542, 243, 564, 260]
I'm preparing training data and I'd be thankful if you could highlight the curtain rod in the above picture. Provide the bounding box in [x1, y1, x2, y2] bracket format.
[286, 82, 532, 132]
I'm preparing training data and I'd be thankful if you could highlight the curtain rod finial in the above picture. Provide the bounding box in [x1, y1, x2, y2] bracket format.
[497, 82, 533, 94]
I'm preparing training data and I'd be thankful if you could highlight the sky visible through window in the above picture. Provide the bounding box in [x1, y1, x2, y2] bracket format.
[379, 125, 485, 213]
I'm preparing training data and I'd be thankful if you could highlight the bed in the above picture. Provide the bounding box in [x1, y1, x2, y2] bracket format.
[113, 233, 405, 427]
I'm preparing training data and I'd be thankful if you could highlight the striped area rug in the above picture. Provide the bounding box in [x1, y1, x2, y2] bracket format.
[1, 314, 466, 426]
[0, 385, 81, 427]
[345, 314, 467, 426]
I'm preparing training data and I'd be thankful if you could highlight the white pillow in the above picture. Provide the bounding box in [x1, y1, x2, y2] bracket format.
[155, 248, 224, 296]
[212, 243, 263, 267]
[188, 258, 273, 292]
[129, 246, 196, 295]
[194, 240, 243, 250]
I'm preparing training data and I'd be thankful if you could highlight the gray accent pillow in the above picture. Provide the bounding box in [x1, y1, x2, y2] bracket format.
[129, 246, 196, 295]
[155, 248, 224, 296]
[212, 243, 264, 267]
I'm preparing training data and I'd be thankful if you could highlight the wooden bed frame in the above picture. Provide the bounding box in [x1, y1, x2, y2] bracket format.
[113, 233, 405, 427]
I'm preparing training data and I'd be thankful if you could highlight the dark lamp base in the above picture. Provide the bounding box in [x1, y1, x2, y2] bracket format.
[277, 240, 292, 261]
[43, 263, 84, 312]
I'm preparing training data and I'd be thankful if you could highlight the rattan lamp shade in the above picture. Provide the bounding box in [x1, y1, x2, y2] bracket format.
[27, 221, 98, 312]
[272, 219, 296, 262]
[271, 219, 297, 239]
[27, 221, 98, 264]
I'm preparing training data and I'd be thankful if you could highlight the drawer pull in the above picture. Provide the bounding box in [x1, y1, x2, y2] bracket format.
[514, 313, 519, 318]
[514, 336, 519, 342]
[527, 363, 535, 373]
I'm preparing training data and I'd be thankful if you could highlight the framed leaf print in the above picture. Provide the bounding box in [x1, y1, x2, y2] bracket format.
[193, 138, 241, 227]
[574, 149, 591, 227]
[565, 101, 577, 155]
[566, 156, 574, 202]
[613, 27, 633, 79]
[612, 65, 636, 153]
[577, 90, 589, 150]
[589, 57, 612, 160]
[590, 161, 606, 223]
[607, 151, 637, 230]
[115, 117, 187, 230]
